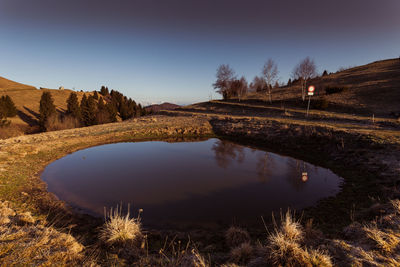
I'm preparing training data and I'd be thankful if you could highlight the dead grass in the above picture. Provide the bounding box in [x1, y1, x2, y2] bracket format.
[230, 242, 253, 264]
[363, 224, 400, 253]
[0, 201, 91, 266]
[225, 226, 250, 248]
[266, 210, 332, 267]
[99, 205, 142, 245]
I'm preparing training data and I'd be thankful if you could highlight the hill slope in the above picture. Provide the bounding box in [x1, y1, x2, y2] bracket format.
[0, 76, 37, 91]
[248, 58, 400, 116]
[0, 79, 91, 136]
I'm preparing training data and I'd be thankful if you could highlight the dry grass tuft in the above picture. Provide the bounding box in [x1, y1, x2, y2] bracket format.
[267, 210, 332, 267]
[99, 205, 142, 245]
[268, 230, 303, 266]
[280, 210, 303, 242]
[363, 224, 400, 253]
[230, 242, 253, 264]
[306, 248, 333, 267]
[225, 226, 250, 248]
[390, 199, 400, 214]
[180, 249, 209, 267]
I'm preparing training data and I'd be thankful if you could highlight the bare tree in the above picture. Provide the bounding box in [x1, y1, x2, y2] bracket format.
[212, 64, 236, 100]
[292, 57, 317, 101]
[250, 76, 266, 92]
[262, 59, 279, 103]
[237, 76, 248, 102]
[229, 76, 248, 102]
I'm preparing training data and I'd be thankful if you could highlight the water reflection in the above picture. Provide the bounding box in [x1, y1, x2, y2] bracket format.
[41, 138, 342, 230]
[212, 140, 245, 168]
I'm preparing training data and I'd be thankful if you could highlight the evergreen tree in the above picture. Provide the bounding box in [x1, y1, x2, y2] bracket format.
[39, 92, 56, 131]
[66, 92, 81, 119]
[100, 86, 109, 96]
[93, 91, 99, 100]
[287, 78, 292, 86]
[0, 95, 17, 117]
[106, 101, 117, 122]
[322, 70, 328, 76]
[81, 95, 97, 126]
[96, 97, 110, 124]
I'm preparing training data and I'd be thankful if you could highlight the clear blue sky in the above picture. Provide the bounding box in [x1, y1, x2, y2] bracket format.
[0, 0, 399, 105]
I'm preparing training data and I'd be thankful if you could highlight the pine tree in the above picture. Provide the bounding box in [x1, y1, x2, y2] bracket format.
[96, 97, 110, 124]
[81, 95, 97, 126]
[100, 86, 109, 96]
[93, 91, 99, 100]
[0, 95, 17, 117]
[39, 92, 56, 131]
[66, 92, 81, 119]
[106, 101, 117, 122]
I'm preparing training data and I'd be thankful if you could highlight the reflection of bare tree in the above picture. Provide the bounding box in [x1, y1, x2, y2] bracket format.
[256, 152, 275, 183]
[212, 140, 245, 169]
[285, 159, 307, 191]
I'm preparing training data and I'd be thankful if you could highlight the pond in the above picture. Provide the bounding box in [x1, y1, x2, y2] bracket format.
[41, 138, 342, 230]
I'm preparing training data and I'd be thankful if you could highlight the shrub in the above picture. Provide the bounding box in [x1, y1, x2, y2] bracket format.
[45, 114, 81, 131]
[325, 86, 348, 95]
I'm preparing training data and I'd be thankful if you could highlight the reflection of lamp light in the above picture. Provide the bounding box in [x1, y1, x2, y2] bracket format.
[301, 172, 308, 182]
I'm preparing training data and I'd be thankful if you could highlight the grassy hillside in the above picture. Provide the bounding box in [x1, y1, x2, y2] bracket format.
[0, 77, 92, 137]
[0, 76, 37, 91]
[246, 58, 400, 116]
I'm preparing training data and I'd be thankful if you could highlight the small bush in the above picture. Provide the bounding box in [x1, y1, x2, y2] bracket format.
[45, 114, 81, 131]
[325, 86, 348, 95]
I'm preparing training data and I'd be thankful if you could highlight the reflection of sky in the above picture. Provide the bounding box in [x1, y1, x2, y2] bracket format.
[42, 139, 343, 227]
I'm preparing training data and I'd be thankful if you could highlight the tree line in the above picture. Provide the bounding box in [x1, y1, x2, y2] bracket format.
[39, 86, 148, 131]
[213, 57, 317, 102]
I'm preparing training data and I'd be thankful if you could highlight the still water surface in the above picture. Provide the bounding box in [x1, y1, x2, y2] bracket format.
[42, 138, 342, 229]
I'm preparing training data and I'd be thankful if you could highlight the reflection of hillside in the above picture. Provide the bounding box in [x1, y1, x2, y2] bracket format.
[212, 140, 245, 169]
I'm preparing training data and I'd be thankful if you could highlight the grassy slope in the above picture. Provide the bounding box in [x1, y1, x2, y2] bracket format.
[246, 58, 400, 116]
[0, 77, 93, 136]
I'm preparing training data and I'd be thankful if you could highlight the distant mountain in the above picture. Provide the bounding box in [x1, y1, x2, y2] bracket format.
[145, 102, 180, 113]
